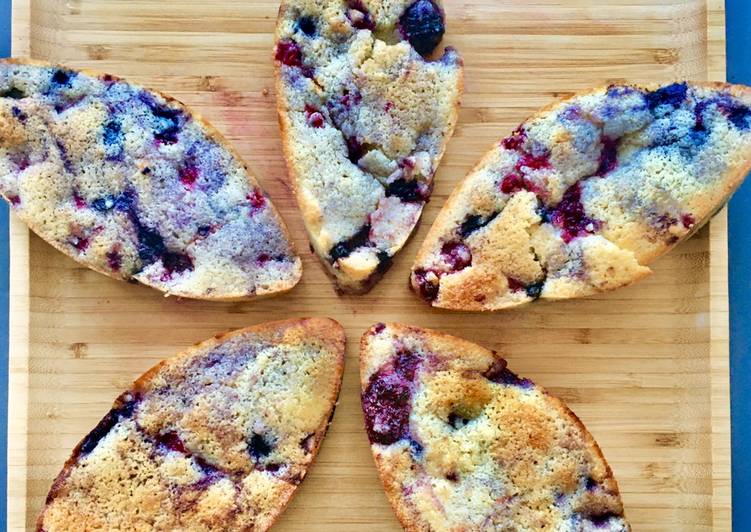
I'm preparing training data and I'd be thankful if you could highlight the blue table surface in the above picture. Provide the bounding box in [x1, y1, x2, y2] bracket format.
[1, 1, 750, 528]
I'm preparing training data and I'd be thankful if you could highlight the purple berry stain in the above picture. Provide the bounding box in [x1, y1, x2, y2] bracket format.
[179, 165, 199, 189]
[247, 189, 266, 213]
[106, 249, 123, 271]
[501, 127, 527, 151]
[549, 182, 601, 243]
[682, 214, 696, 229]
[440, 241, 472, 272]
[305, 105, 325, 128]
[275, 40, 314, 78]
[646, 82, 688, 111]
[157, 431, 188, 454]
[362, 350, 421, 445]
[483, 360, 533, 389]
[399, 0, 445, 56]
[596, 137, 618, 176]
[412, 268, 440, 302]
[347, 0, 376, 30]
[72, 192, 86, 209]
[160, 252, 194, 281]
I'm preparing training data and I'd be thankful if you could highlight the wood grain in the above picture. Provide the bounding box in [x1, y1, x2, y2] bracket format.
[7, 1, 730, 530]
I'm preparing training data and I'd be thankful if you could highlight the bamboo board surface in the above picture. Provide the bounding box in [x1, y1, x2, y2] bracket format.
[7, 0, 731, 530]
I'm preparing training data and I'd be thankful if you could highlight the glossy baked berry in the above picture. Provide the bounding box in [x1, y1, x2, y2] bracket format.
[399, 0, 445, 56]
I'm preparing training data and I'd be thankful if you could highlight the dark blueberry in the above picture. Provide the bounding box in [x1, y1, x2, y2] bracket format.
[103, 120, 121, 145]
[373, 323, 386, 334]
[385, 178, 429, 202]
[399, 0, 445, 56]
[376, 250, 392, 274]
[682, 214, 696, 229]
[585, 476, 598, 491]
[549, 182, 601, 243]
[248, 432, 274, 460]
[445, 471, 459, 482]
[596, 136, 618, 176]
[296, 16, 317, 36]
[459, 212, 498, 238]
[347, 0, 376, 30]
[502, 127, 527, 151]
[346, 136, 364, 163]
[1, 87, 25, 99]
[440, 241, 472, 272]
[78, 394, 139, 455]
[51, 69, 75, 86]
[718, 100, 751, 130]
[411, 268, 440, 301]
[147, 101, 182, 145]
[102, 120, 124, 160]
[162, 252, 193, 278]
[137, 226, 166, 265]
[484, 361, 533, 389]
[447, 412, 469, 429]
[525, 281, 544, 299]
[156, 431, 188, 453]
[7, 194, 20, 206]
[92, 195, 118, 212]
[193, 455, 222, 477]
[409, 439, 424, 457]
[11, 106, 27, 122]
[585, 512, 620, 527]
[329, 224, 371, 262]
[275, 40, 304, 68]
[645, 82, 688, 111]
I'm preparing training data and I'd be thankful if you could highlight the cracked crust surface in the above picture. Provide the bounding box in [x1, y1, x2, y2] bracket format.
[37, 318, 345, 532]
[0, 59, 301, 300]
[360, 323, 630, 532]
[274, 0, 463, 294]
[410, 82, 751, 310]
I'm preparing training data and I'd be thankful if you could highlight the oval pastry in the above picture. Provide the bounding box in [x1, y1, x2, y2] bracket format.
[275, 0, 463, 294]
[38, 318, 345, 531]
[360, 323, 630, 531]
[0, 60, 301, 300]
[411, 82, 751, 310]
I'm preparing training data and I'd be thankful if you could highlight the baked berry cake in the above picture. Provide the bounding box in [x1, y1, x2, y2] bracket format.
[0, 59, 301, 300]
[38, 318, 345, 531]
[360, 323, 629, 531]
[411, 82, 751, 310]
[274, 0, 463, 293]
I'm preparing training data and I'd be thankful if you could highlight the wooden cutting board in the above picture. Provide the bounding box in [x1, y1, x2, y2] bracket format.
[7, 0, 731, 530]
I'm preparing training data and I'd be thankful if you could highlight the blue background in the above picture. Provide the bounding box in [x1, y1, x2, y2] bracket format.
[727, 0, 751, 527]
[0, 0, 748, 527]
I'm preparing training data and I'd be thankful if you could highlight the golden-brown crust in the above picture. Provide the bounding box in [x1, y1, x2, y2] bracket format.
[360, 323, 629, 531]
[38, 318, 345, 532]
[411, 82, 751, 311]
[1, 58, 302, 301]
